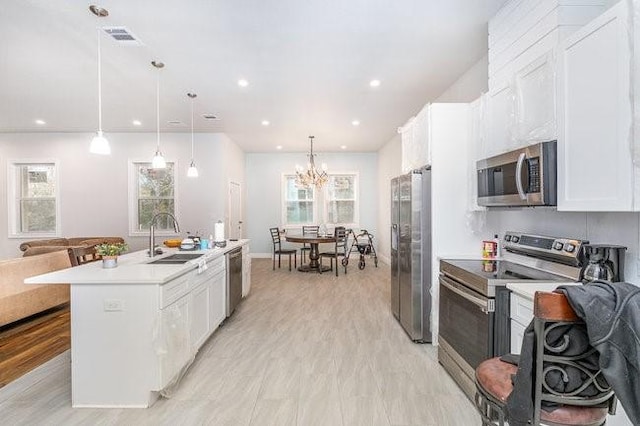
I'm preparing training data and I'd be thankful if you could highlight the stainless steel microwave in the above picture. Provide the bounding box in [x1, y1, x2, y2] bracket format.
[476, 141, 557, 207]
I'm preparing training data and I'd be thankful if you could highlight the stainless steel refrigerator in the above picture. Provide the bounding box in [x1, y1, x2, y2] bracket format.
[390, 168, 432, 342]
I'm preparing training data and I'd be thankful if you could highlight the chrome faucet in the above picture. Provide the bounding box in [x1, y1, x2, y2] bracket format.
[149, 212, 180, 257]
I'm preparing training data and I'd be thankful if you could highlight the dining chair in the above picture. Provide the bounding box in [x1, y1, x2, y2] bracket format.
[269, 227, 297, 271]
[68, 245, 101, 267]
[319, 226, 348, 276]
[474, 291, 617, 426]
[300, 225, 320, 263]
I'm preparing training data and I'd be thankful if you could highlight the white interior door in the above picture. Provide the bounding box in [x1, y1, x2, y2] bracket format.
[228, 181, 242, 239]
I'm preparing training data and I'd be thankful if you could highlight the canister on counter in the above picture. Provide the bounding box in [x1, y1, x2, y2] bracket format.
[482, 240, 497, 258]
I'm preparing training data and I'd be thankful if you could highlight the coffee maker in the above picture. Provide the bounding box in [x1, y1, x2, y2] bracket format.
[579, 244, 627, 283]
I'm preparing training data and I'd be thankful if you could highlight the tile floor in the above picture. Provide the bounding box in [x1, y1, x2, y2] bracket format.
[0, 258, 479, 425]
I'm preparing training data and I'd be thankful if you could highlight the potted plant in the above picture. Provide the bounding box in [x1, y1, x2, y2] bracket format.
[95, 242, 128, 268]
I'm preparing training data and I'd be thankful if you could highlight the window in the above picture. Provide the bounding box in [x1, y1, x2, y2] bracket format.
[282, 175, 315, 226]
[281, 172, 358, 228]
[324, 173, 358, 226]
[8, 161, 60, 237]
[129, 161, 176, 235]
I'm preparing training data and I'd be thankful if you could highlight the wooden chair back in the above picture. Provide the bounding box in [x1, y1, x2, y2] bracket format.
[69, 246, 101, 267]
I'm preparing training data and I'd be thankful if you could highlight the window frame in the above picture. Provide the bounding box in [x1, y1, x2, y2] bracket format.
[128, 160, 180, 237]
[322, 171, 359, 228]
[7, 159, 61, 239]
[280, 173, 317, 229]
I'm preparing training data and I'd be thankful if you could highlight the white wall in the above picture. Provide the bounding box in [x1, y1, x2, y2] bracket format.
[245, 152, 378, 255]
[0, 132, 244, 258]
[376, 135, 402, 264]
[435, 55, 488, 102]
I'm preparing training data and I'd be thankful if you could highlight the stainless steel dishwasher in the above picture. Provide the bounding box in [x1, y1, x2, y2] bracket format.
[226, 248, 243, 317]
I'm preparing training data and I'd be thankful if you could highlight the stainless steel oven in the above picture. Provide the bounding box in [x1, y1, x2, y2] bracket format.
[476, 140, 557, 207]
[438, 231, 586, 400]
[438, 264, 510, 399]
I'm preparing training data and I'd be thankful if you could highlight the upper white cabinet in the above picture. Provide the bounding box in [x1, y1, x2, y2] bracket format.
[401, 103, 431, 172]
[468, 97, 487, 212]
[514, 51, 556, 143]
[486, 0, 605, 156]
[558, 1, 637, 211]
[486, 84, 515, 156]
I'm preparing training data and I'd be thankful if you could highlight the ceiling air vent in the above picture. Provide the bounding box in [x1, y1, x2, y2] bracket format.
[167, 120, 185, 127]
[202, 114, 220, 121]
[102, 27, 144, 46]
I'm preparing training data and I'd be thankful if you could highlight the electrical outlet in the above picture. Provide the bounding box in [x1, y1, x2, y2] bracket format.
[104, 299, 124, 312]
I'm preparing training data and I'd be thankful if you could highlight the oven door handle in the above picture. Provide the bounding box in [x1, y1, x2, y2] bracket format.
[439, 275, 491, 314]
[515, 152, 527, 200]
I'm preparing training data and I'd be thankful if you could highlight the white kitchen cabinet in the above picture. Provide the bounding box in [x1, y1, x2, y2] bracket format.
[486, 0, 606, 157]
[486, 83, 515, 157]
[158, 293, 192, 388]
[400, 104, 431, 173]
[467, 97, 487, 212]
[209, 258, 227, 329]
[514, 51, 557, 143]
[557, 1, 638, 211]
[190, 281, 209, 351]
[509, 291, 534, 355]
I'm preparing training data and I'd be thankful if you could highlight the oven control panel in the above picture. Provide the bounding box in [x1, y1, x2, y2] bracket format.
[503, 232, 587, 265]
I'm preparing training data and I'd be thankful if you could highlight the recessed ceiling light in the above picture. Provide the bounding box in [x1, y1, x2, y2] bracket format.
[369, 79, 381, 87]
[340, 145, 347, 150]
[351, 120, 360, 126]
[238, 79, 249, 87]
[276, 145, 283, 150]
[35, 119, 46, 125]
[132, 120, 142, 126]
[261, 120, 270, 126]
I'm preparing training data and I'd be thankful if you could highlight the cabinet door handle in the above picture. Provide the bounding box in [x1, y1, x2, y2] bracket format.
[515, 152, 527, 200]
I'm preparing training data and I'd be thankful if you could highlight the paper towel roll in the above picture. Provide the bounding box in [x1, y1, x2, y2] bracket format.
[214, 221, 225, 243]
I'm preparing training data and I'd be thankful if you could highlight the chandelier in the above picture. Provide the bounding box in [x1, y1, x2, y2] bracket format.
[295, 135, 328, 189]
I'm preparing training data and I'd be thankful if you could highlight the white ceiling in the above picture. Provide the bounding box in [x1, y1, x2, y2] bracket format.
[0, 0, 506, 153]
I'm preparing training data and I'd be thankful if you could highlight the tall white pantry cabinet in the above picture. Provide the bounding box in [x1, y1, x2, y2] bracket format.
[557, 0, 640, 211]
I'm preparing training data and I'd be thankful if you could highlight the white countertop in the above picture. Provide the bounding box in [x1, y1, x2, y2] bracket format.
[25, 239, 249, 285]
[506, 281, 579, 300]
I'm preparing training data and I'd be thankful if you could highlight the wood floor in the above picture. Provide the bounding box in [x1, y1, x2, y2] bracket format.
[0, 304, 70, 388]
[0, 258, 478, 425]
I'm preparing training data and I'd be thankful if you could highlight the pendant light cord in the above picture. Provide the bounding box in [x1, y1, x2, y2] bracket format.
[97, 27, 103, 133]
[156, 69, 160, 150]
[190, 96, 195, 159]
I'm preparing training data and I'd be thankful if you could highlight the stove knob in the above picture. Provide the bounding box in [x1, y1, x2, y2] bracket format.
[511, 236, 520, 243]
[504, 235, 512, 242]
[565, 243, 576, 253]
[554, 242, 564, 251]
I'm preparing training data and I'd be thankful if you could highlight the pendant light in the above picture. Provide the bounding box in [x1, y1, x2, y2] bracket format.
[186, 93, 199, 177]
[151, 61, 166, 169]
[89, 5, 111, 155]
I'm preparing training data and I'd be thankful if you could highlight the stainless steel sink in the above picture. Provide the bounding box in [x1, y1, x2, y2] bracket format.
[147, 253, 204, 264]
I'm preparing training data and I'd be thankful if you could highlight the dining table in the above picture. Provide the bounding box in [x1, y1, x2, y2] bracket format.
[285, 233, 336, 272]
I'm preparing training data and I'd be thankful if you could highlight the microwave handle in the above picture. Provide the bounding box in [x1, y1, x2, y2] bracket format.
[515, 152, 527, 200]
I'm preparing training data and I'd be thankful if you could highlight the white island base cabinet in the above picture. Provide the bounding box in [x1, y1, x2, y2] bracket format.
[70, 256, 226, 408]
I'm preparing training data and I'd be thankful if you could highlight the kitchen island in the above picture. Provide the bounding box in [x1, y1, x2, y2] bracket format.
[25, 240, 249, 408]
